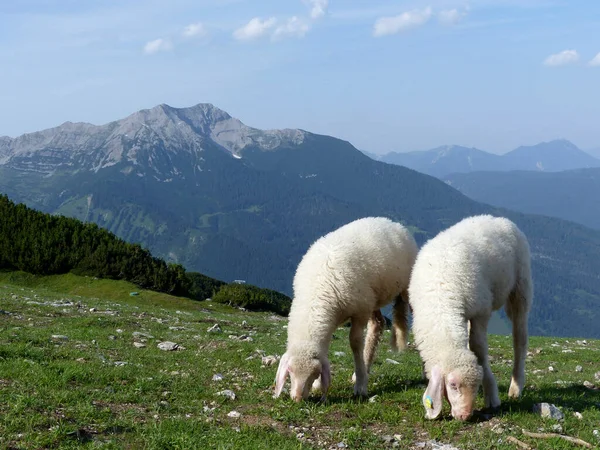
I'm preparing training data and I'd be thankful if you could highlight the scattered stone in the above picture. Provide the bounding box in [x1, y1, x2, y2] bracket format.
[429, 441, 460, 450]
[76, 358, 86, 363]
[227, 410, 241, 418]
[89, 308, 97, 312]
[593, 430, 599, 439]
[382, 435, 394, 444]
[551, 424, 563, 433]
[261, 355, 278, 366]
[114, 361, 128, 366]
[133, 342, 146, 348]
[116, 329, 123, 334]
[576, 365, 583, 372]
[207, 323, 222, 333]
[533, 402, 564, 421]
[548, 366, 555, 372]
[583, 381, 595, 389]
[576, 340, 588, 345]
[212, 373, 224, 382]
[337, 443, 346, 448]
[132, 331, 154, 339]
[334, 351, 346, 357]
[217, 390, 236, 400]
[12, 294, 18, 300]
[157, 341, 180, 351]
[385, 358, 400, 365]
[169, 326, 185, 331]
[595, 371, 600, 382]
[245, 356, 254, 360]
[242, 320, 248, 326]
[91, 340, 97, 345]
[108, 335, 117, 340]
[574, 412, 583, 420]
[562, 349, 573, 353]
[369, 395, 379, 403]
[51, 335, 69, 341]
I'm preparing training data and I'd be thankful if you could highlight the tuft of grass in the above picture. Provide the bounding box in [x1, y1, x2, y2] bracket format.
[0, 272, 599, 449]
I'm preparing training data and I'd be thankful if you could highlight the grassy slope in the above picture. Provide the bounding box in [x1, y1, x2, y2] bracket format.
[1, 273, 599, 449]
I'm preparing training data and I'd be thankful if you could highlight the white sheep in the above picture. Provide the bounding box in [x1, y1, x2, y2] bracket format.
[273, 216, 418, 402]
[408, 214, 533, 421]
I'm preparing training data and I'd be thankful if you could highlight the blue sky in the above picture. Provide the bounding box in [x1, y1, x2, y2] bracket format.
[0, 0, 599, 154]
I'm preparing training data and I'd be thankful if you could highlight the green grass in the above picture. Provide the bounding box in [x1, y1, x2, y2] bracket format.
[1, 272, 599, 449]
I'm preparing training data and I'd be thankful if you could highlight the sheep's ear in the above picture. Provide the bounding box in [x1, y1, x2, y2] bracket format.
[423, 365, 444, 419]
[273, 352, 291, 398]
[319, 359, 331, 402]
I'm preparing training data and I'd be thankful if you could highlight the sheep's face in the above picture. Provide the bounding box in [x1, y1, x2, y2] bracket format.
[273, 352, 331, 402]
[289, 358, 321, 401]
[423, 362, 482, 421]
[444, 369, 482, 421]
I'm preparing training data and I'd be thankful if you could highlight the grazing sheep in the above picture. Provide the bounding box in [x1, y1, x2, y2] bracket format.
[273, 217, 418, 402]
[409, 215, 533, 421]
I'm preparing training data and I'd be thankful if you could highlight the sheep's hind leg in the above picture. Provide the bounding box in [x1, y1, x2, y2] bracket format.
[469, 316, 500, 409]
[349, 317, 369, 398]
[391, 291, 410, 351]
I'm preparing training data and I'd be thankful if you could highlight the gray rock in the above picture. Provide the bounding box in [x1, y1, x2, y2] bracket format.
[51, 335, 68, 341]
[212, 373, 224, 382]
[261, 355, 278, 366]
[583, 381, 595, 389]
[132, 331, 154, 339]
[337, 443, 346, 448]
[369, 395, 379, 403]
[207, 323, 222, 333]
[574, 412, 583, 420]
[382, 435, 394, 444]
[227, 410, 241, 418]
[114, 361, 128, 366]
[595, 371, 600, 382]
[133, 342, 146, 348]
[108, 335, 117, 340]
[552, 424, 563, 433]
[533, 402, 564, 420]
[334, 351, 346, 357]
[576, 365, 583, 372]
[157, 341, 180, 351]
[385, 358, 400, 365]
[217, 390, 236, 400]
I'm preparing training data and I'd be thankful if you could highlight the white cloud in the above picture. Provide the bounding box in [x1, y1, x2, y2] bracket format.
[308, 0, 328, 20]
[182, 22, 207, 38]
[543, 49, 579, 67]
[273, 16, 310, 40]
[373, 7, 433, 37]
[438, 8, 468, 25]
[143, 38, 172, 54]
[233, 17, 277, 41]
[589, 52, 600, 67]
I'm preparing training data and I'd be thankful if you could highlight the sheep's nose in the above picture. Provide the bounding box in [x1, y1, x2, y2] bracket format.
[453, 411, 472, 421]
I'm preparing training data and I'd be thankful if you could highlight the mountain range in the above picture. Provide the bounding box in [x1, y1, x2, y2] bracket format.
[445, 168, 600, 231]
[1, 103, 600, 338]
[379, 140, 600, 178]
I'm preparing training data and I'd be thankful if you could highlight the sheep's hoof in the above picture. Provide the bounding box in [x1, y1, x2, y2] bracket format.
[508, 381, 522, 399]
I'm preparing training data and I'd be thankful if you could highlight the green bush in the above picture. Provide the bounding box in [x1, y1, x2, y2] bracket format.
[186, 271, 226, 301]
[212, 283, 292, 316]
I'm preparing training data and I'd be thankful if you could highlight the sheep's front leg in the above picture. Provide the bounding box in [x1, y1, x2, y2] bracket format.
[349, 317, 369, 398]
[507, 302, 528, 399]
[363, 310, 385, 374]
[469, 317, 500, 409]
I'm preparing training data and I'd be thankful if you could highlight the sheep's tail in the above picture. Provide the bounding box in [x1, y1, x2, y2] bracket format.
[390, 291, 410, 352]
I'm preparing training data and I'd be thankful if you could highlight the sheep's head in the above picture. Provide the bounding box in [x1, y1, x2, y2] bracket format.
[423, 353, 483, 421]
[273, 352, 331, 402]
